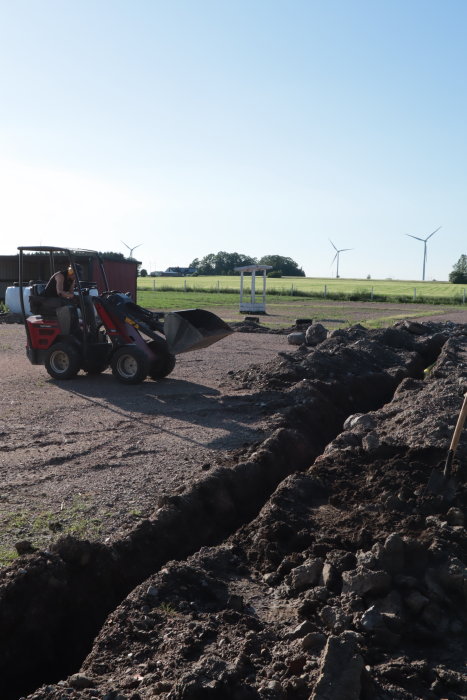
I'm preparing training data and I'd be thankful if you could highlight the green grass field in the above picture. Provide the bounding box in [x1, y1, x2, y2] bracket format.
[135, 275, 467, 330]
[138, 275, 467, 304]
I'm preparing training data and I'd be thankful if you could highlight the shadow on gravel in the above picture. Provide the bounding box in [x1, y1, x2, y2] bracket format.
[54, 380, 268, 450]
[53, 374, 221, 400]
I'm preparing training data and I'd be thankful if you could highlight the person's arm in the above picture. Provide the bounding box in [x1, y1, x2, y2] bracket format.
[55, 273, 74, 300]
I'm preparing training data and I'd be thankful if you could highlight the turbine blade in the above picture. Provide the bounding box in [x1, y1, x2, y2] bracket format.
[426, 226, 441, 241]
[406, 234, 424, 242]
[339, 248, 353, 252]
[331, 252, 338, 264]
[329, 239, 338, 251]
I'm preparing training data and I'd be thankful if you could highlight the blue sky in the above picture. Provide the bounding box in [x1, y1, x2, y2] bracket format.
[1, 0, 466, 280]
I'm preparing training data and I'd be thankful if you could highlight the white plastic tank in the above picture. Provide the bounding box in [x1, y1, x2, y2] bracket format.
[5, 285, 32, 316]
[5, 285, 98, 317]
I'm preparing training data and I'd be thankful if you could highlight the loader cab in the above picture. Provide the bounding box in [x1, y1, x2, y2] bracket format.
[18, 246, 111, 373]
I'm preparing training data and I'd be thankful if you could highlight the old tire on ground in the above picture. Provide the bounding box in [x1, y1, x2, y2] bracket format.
[111, 346, 149, 385]
[148, 350, 176, 380]
[45, 342, 81, 380]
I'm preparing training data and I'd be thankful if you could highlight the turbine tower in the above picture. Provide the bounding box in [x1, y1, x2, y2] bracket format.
[121, 241, 142, 259]
[405, 227, 441, 281]
[330, 239, 352, 279]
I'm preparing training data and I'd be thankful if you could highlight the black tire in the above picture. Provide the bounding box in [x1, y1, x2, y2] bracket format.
[149, 351, 176, 380]
[111, 346, 149, 385]
[45, 342, 81, 380]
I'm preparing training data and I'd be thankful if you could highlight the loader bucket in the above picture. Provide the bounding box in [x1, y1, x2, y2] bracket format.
[164, 309, 233, 354]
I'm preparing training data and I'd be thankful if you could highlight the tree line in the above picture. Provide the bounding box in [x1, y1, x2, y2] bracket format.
[135, 250, 466, 282]
[188, 252, 305, 276]
[449, 255, 467, 284]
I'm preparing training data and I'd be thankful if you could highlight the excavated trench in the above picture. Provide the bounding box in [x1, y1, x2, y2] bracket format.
[0, 322, 456, 700]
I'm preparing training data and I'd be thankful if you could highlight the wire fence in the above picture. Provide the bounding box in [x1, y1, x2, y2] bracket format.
[141, 278, 467, 305]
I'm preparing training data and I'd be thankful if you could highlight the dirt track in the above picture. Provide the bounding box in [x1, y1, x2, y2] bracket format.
[1, 313, 467, 700]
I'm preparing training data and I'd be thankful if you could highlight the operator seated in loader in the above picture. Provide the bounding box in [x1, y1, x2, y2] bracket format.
[44, 264, 81, 302]
[43, 264, 97, 338]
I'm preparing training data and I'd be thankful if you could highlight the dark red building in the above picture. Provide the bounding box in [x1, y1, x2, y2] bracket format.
[0, 253, 140, 302]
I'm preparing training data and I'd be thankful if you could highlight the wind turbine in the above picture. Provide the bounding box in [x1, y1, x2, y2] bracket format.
[329, 239, 352, 278]
[405, 227, 441, 281]
[121, 241, 142, 259]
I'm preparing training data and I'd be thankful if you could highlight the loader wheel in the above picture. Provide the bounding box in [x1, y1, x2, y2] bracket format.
[149, 351, 176, 380]
[45, 342, 81, 380]
[111, 346, 148, 385]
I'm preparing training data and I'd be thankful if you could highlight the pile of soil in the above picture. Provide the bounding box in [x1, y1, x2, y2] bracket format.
[2, 320, 467, 700]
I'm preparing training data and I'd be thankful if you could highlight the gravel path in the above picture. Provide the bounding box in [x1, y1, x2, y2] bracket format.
[0, 326, 289, 553]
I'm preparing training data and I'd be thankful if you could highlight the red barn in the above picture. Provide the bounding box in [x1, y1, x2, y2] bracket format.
[89, 257, 140, 299]
[0, 253, 140, 302]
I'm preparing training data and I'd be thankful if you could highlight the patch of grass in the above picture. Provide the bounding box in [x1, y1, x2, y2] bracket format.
[364, 309, 452, 329]
[1, 494, 107, 562]
[59, 494, 104, 539]
[158, 602, 178, 616]
[0, 546, 18, 566]
[129, 509, 143, 518]
[136, 289, 240, 310]
[32, 511, 58, 533]
[5, 512, 30, 529]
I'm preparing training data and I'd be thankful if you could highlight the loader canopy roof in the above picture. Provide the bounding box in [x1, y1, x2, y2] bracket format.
[18, 246, 100, 256]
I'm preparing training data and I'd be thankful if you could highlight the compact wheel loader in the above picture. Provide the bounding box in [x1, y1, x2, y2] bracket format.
[17, 246, 232, 384]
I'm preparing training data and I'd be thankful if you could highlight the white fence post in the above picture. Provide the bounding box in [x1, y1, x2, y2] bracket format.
[413, 288, 417, 300]
[324, 285, 327, 298]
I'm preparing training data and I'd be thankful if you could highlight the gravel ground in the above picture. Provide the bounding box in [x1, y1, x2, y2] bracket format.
[0, 324, 290, 556]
